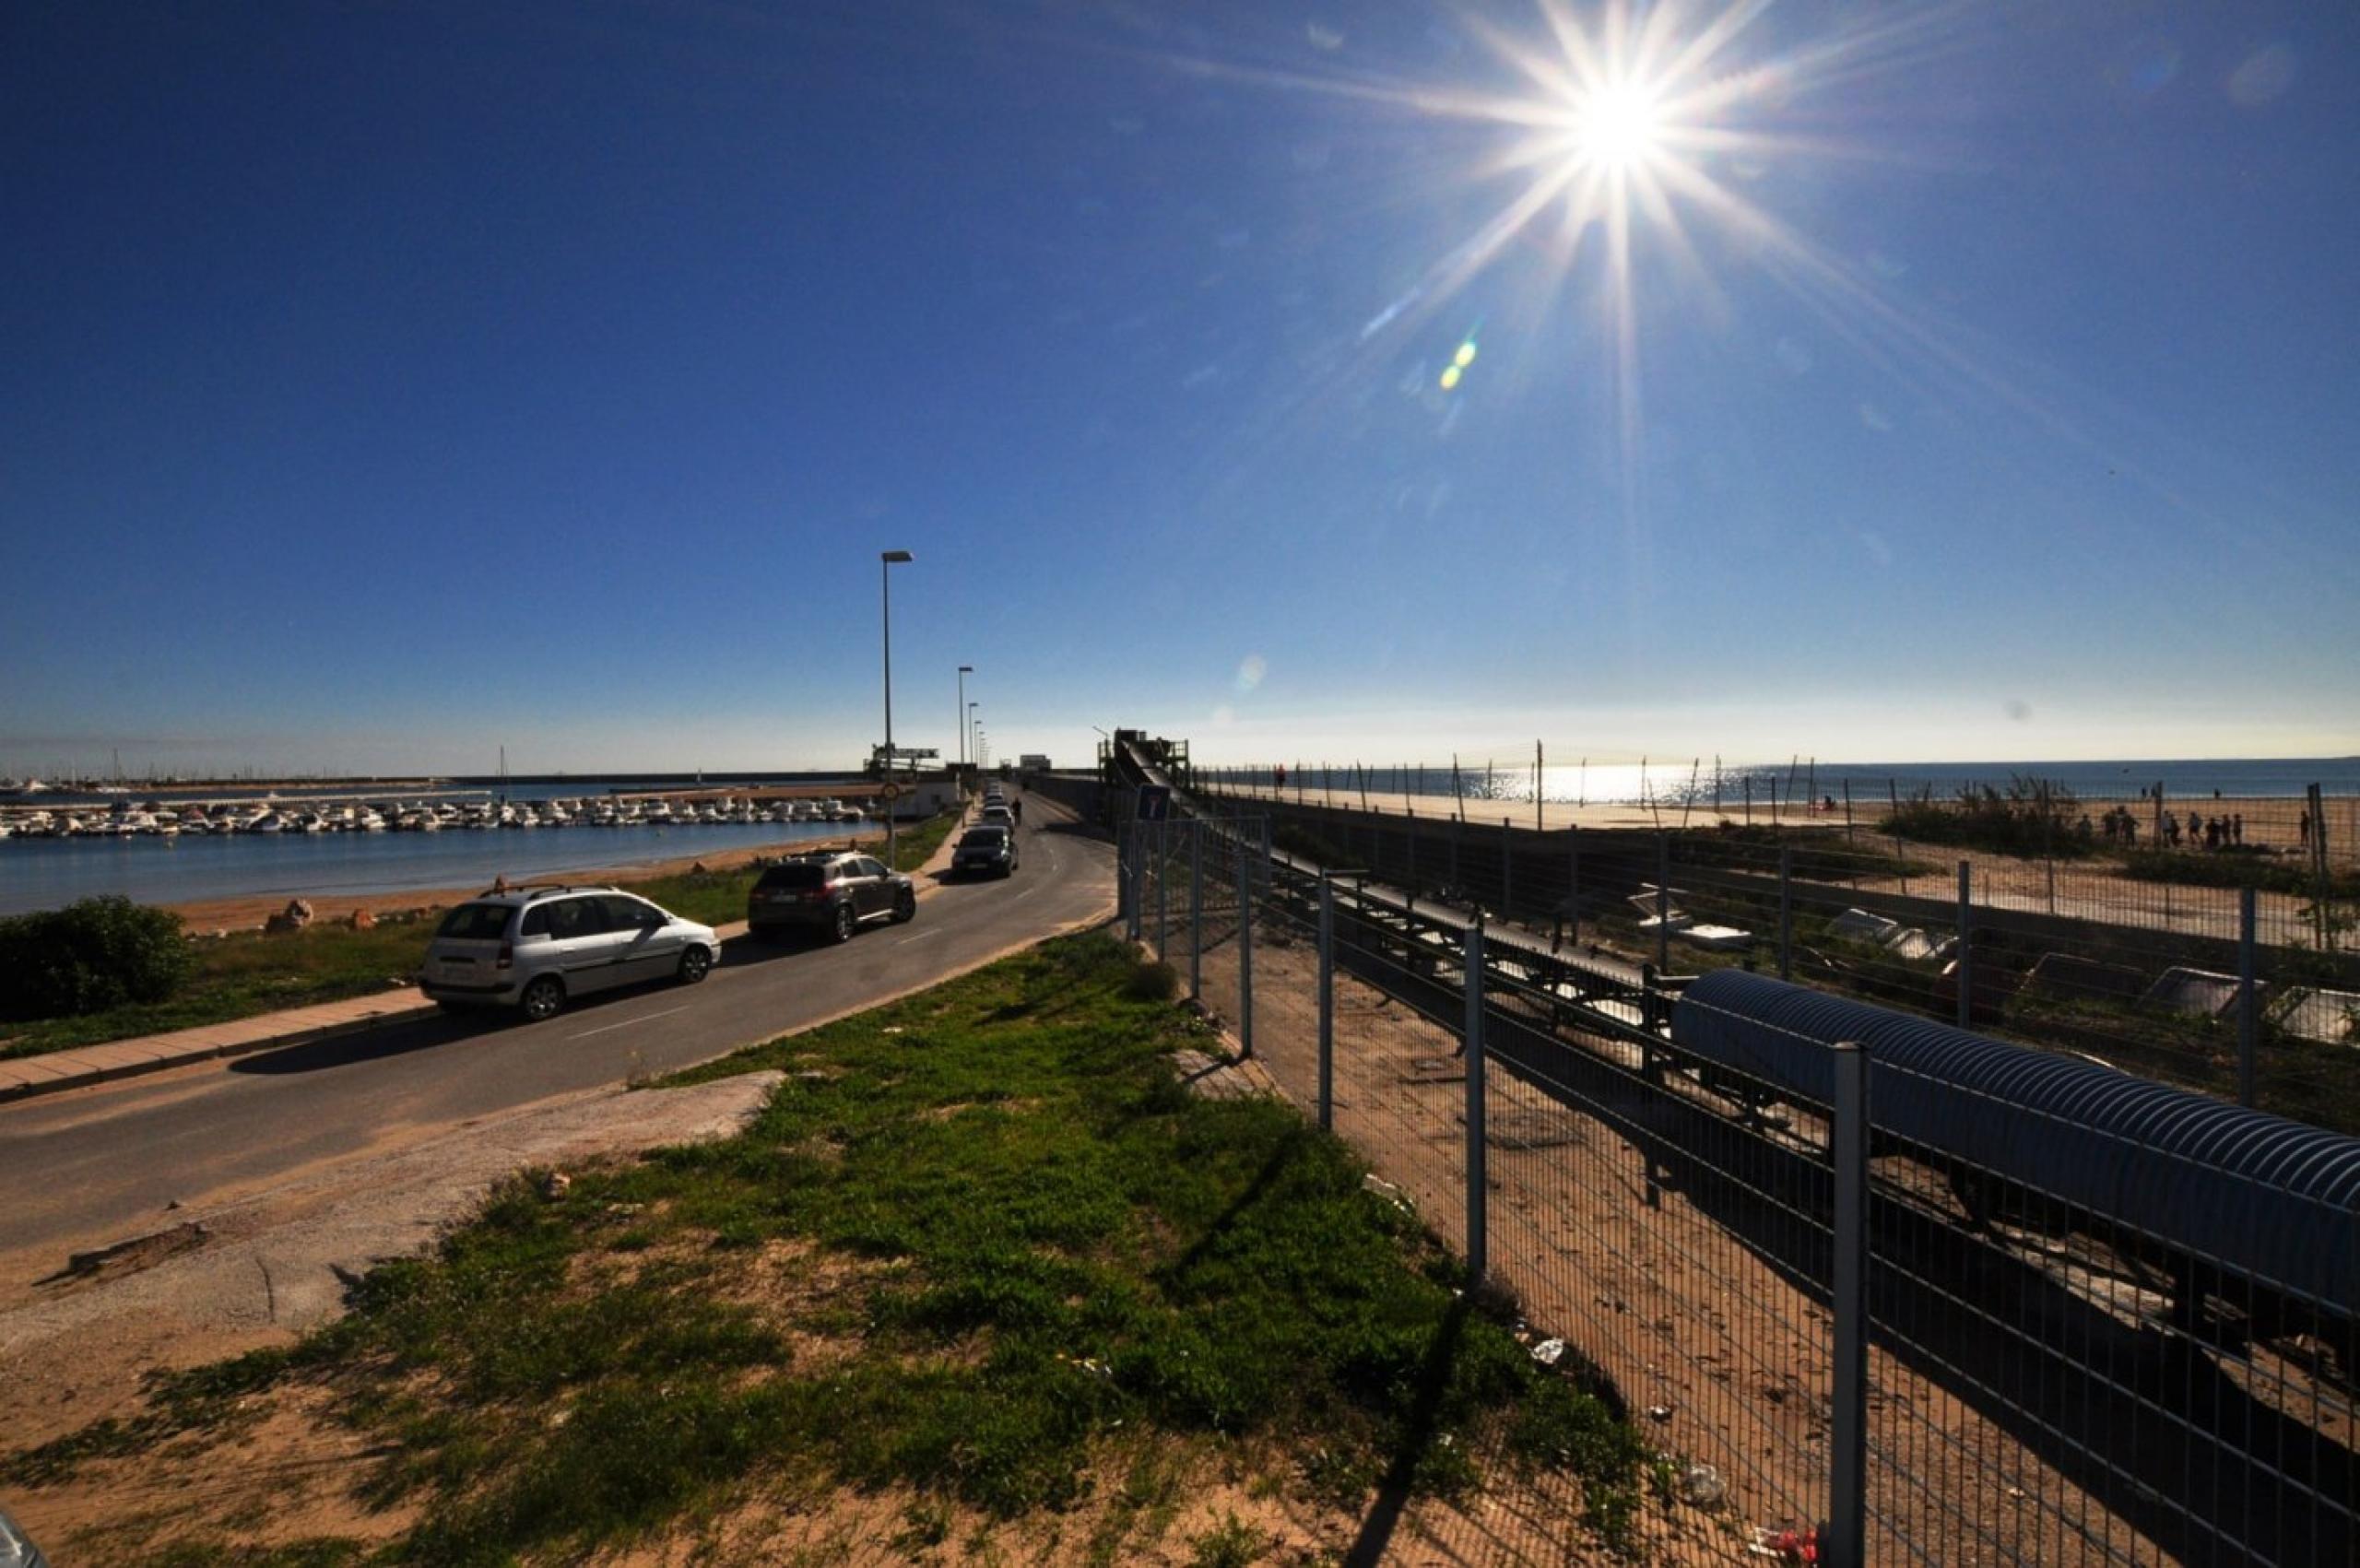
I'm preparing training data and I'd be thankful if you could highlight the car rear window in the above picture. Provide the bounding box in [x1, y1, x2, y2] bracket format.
[756, 863, 825, 890]
[961, 829, 1007, 847]
[437, 902, 513, 939]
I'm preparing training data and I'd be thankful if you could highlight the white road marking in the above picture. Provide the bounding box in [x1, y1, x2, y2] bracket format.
[896, 928, 944, 945]
[569, 1004, 692, 1040]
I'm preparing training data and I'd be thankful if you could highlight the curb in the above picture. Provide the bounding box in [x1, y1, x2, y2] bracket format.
[0, 915, 766, 1108]
[0, 999, 442, 1104]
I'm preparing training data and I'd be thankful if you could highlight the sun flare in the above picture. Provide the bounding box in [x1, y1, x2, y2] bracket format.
[1572, 78, 1663, 172]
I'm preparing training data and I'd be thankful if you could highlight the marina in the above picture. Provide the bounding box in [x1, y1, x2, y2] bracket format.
[0, 787, 892, 916]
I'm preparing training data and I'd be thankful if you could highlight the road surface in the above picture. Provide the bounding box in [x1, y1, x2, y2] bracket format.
[0, 805, 1114, 1288]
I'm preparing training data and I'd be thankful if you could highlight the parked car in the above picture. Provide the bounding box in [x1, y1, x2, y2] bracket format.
[951, 825, 1019, 878]
[419, 885, 721, 1021]
[0, 1502, 49, 1568]
[747, 852, 915, 943]
[979, 804, 1016, 834]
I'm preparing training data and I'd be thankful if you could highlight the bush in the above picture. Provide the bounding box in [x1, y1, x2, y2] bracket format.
[0, 895, 194, 1021]
[1127, 959, 1180, 1001]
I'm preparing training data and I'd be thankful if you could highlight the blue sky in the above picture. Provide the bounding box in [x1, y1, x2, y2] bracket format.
[5, 1, 2355, 778]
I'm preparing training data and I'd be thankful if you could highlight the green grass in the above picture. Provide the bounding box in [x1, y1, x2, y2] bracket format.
[6, 933, 1645, 1565]
[0, 822, 971, 1062]
[885, 807, 962, 874]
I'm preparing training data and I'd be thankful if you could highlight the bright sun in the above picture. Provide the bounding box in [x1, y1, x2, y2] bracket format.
[1575, 78, 1663, 172]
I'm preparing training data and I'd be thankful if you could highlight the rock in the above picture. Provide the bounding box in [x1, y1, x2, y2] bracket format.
[348, 908, 375, 930]
[539, 1171, 571, 1200]
[1530, 1338, 1567, 1367]
[690, 861, 711, 877]
[264, 898, 317, 934]
[1677, 1463, 1727, 1510]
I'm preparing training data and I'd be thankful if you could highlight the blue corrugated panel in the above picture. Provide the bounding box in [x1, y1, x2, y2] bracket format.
[1673, 969, 2360, 1316]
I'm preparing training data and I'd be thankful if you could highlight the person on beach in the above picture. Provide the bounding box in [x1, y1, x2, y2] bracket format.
[2233, 813, 2245, 846]
[2188, 810, 2203, 847]
[2204, 819, 2222, 852]
[2301, 809, 2313, 848]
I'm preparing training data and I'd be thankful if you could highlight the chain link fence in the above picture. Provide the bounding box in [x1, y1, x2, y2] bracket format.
[1111, 784, 2360, 1565]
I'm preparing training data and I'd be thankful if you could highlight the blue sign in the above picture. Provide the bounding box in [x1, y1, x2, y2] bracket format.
[1137, 786, 1172, 820]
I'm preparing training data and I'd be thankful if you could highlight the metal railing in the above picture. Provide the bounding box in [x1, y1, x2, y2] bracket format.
[1113, 788, 2360, 1566]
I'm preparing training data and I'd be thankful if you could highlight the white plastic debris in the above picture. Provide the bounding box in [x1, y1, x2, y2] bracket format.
[1530, 1338, 1567, 1367]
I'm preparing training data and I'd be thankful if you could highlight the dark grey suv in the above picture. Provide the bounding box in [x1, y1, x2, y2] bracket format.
[748, 852, 915, 942]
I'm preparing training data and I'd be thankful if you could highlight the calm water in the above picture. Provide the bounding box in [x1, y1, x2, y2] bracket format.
[0, 820, 864, 916]
[1209, 758, 2360, 807]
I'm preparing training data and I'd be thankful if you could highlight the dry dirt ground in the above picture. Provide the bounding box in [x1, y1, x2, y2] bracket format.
[1, 1074, 783, 1556]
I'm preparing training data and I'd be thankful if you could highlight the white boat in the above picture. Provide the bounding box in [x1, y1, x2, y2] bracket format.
[249, 811, 286, 833]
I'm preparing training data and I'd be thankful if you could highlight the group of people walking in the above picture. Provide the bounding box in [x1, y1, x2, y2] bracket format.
[2090, 807, 2247, 850]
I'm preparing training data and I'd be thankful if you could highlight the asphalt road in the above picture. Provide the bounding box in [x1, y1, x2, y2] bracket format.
[0, 804, 1115, 1279]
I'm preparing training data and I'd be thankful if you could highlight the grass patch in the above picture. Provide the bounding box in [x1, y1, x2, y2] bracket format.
[9, 933, 1646, 1564]
[885, 808, 962, 874]
[0, 827, 966, 1061]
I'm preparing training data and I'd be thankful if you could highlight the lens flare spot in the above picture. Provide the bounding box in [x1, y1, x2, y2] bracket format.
[1454, 341, 1478, 368]
[1439, 364, 1463, 390]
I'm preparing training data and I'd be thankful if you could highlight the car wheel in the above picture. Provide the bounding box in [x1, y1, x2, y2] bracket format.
[832, 902, 856, 943]
[678, 946, 713, 984]
[892, 889, 916, 923]
[519, 974, 565, 1022]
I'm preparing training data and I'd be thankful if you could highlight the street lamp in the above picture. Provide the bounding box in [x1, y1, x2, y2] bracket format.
[957, 666, 974, 772]
[880, 548, 913, 866]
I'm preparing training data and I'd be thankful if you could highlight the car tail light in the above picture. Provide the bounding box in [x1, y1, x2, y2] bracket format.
[496, 942, 513, 970]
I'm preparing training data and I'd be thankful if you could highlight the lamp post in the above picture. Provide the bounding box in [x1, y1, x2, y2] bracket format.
[879, 548, 913, 866]
[957, 666, 974, 773]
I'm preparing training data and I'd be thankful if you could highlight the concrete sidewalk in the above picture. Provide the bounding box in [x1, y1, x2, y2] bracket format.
[0, 809, 983, 1107]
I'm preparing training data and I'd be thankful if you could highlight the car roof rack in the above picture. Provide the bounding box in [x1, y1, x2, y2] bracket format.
[475, 881, 612, 900]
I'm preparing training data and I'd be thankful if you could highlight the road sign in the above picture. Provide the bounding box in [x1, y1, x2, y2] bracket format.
[879, 782, 903, 802]
[1137, 785, 1172, 820]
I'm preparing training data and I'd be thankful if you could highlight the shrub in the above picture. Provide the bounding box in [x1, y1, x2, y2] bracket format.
[0, 895, 194, 1021]
[1127, 959, 1180, 1002]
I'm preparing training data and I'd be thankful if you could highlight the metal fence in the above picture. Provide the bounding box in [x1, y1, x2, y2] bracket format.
[1184, 782, 2360, 1138]
[1115, 793, 2360, 1566]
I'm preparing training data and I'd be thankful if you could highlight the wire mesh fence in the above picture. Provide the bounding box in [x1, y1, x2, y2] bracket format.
[1108, 782, 2360, 1566]
[1183, 778, 2360, 1138]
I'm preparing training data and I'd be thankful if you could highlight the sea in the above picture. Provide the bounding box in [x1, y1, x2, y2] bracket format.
[1202, 757, 2360, 808]
[0, 775, 874, 916]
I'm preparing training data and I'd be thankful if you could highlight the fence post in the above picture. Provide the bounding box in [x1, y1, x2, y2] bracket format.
[1117, 819, 1135, 933]
[1656, 833, 1671, 973]
[1189, 819, 1204, 1001]
[1156, 817, 1169, 963]
[1238, 837, 1255, 1059]
[1318, 876, 1336, 1132]
[1569, 843, 1580, 947]
[1828, 1041, 1870, 1568]
[2238, 885, 2259, 1107]
[1779, 844, 1794, 983]
[1463, 921, 1487, 1286]
[1502, 818, 1513, 914]
[1955, 859, 1972, 1029]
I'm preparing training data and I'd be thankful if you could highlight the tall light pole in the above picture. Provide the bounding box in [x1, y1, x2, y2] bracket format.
[957, 666, 974, 773]
[880, 548, 913, 867]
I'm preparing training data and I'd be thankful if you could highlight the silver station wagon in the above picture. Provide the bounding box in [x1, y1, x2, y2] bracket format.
[419, 884, 722, 1021]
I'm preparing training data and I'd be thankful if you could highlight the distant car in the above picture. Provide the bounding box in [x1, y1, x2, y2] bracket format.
[419, 886, 721, 1022]
[0, 1503, 48, 1568]
[952, 825, 1019, 878]
[979, 805, 1016, 834]
[748, 852, 915, 943]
